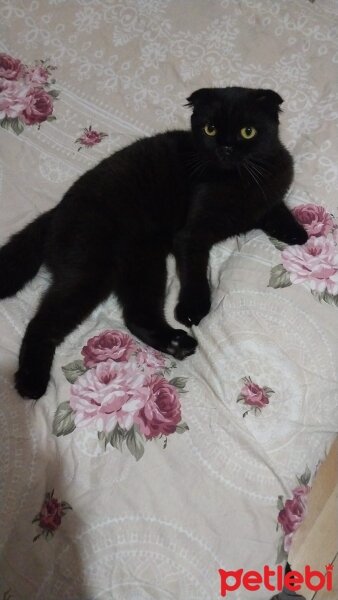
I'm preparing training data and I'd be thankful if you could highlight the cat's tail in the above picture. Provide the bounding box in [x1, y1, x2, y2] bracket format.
[0, 209, 55, 298]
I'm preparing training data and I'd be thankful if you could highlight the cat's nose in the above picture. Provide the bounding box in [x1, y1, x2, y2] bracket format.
[223, 145, 233, 155]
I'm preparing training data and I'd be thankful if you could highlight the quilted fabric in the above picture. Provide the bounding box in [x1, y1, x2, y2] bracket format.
[0, 1, 338, 598]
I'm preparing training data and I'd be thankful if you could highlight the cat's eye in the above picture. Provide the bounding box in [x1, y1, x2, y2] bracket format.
[240, 127, 257, 140]
[204, 124, 217, 137]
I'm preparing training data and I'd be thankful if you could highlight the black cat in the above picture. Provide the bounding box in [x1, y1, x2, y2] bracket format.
[0, 87, 307, 399]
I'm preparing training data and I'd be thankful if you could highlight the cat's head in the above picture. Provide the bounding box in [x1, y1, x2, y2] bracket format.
[186, 87, 283, 171]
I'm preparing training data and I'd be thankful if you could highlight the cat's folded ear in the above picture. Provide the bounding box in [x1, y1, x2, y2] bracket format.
[185, 88, 214, 109]
[254, 89, 284, 120]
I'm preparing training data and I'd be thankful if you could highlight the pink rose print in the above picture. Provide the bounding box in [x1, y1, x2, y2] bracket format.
[240, 382, 269, 408]
[54, 330, 189, 461]
[24, 65, 50, 86]
[135, 374, 182, 439]
[292, 204, 334, 238]
[0, 53, 22, 80]
[237, 376, 274, 417]
[281, 236, 338, 295]
[70, 360, 149, 432]
[135, 346, 166, 370]
[32, 489, 72, 542]
[75, 125, 108, 149]
[0, 54, 59, 134]
[269, 204, 338, 306]
[21, 87, 54, 125]
[278, 484, 310, 553]
[0, 80, 32, 120]
[81, 330, 136, 367]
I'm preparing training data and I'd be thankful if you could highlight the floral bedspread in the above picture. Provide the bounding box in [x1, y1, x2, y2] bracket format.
[1, 1, 338, 599]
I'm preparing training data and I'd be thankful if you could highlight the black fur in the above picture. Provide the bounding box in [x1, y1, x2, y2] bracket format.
[0, 87, 307, 399]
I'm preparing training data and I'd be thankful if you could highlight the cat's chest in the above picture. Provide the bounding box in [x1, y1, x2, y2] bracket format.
[187, 176, 277, 233]
[192, 178, 262, 211]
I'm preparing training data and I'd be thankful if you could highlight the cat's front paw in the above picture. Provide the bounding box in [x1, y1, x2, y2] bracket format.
[15, 366, 49, 400]
[175, 292, 211, 327]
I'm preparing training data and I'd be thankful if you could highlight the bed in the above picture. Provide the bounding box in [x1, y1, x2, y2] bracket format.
[1, 1, 338, 599]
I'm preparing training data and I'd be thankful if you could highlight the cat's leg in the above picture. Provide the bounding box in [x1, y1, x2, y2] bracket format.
[15, 275, 112, 399]
[258, 202, 308, 245]
[116, 241, 197, 360]
[173, 232, 212, 327]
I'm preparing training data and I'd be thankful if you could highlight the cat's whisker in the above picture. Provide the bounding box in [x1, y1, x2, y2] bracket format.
[243, 158, 269, 182]
[243, 163, 268, 205]
[245, 157, 270, 176]
[184, 155, 200, 166]
[189, 161, 207, 178]
[185, 153, 211, 179]
[245, 160, 267, 180]
[249, 158, 272, 175]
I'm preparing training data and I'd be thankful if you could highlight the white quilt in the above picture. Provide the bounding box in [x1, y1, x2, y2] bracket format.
[1, 1, 338, 599]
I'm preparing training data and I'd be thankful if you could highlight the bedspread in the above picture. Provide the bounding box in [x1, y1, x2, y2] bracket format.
[1, 1, 338, 599]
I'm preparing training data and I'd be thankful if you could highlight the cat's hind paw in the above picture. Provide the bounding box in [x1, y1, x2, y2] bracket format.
[166, 330, 197, 360]
[284, 225, 308, 246]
